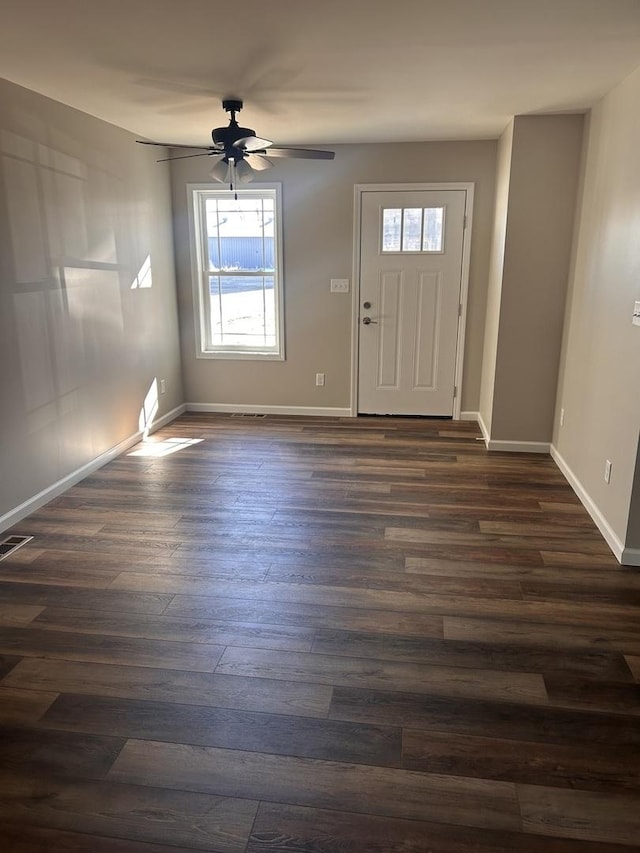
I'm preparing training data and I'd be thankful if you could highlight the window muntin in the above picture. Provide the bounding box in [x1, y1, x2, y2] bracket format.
[382, 206, 444, 253]
[190, 186, 284, 359]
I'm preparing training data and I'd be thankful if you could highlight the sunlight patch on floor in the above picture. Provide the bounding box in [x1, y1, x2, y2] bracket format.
[128, 437, 204, 458]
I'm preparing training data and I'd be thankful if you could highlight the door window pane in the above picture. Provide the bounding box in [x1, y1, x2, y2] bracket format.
[402, 208, 422, 251]
[382, 208, 402, 251]
[423, 207, 444, 251]
[381, 205, 445, 253]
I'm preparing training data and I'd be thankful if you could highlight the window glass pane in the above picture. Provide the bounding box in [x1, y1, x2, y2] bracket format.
[209, 275, 276, 348]
[261, 277, 276, 346]
[205, 198, 274, 272]
[262, 212, 275, 271]
[208, 237, 220, 270]
[402, 208, 422, 251]
[209, 276, 222, 344]
[423, 207, 444, 251]
[382, 209, 401, 252]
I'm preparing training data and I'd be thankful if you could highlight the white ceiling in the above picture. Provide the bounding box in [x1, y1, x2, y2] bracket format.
[2, 0, 640, 147]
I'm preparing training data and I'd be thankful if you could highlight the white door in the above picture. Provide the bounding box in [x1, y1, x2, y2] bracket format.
[357, 189, 467, 416]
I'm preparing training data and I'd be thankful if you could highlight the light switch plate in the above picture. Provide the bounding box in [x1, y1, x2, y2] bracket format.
[633, 300, 640, 326]
[331, 279, 350, 293]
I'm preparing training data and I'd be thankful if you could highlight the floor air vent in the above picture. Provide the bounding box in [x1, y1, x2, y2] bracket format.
[230, 413, 267, 418]
[0, 534, 33, 561]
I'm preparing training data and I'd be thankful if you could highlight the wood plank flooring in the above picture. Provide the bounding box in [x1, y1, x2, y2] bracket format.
[1, 413, 640, 852]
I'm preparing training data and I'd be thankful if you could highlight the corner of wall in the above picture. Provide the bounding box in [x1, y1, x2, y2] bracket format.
[478, 121, 514, 437]
[624, 434, 640, 552]
[484, 113, 584, 446]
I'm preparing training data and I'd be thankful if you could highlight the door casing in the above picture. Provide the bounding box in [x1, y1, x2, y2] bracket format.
[350, 182, 474, 419]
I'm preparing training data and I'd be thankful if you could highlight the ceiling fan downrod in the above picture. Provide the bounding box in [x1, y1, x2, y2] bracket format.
[222, 98, 244, 119]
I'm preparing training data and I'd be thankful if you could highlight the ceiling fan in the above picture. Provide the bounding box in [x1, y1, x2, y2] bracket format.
[137, 98, 335, 188]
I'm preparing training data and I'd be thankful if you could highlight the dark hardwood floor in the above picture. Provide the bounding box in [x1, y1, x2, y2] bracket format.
[1, 413, 639, 852]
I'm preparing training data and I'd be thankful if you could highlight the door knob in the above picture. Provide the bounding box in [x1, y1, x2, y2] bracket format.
[362, 316, 378, 325]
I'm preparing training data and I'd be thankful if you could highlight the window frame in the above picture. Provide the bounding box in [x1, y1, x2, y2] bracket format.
[188, 183, 285, 360]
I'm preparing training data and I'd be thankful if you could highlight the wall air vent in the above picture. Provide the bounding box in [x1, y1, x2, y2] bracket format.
[0, 534, 34, 561]
[230, 413, 267, 418]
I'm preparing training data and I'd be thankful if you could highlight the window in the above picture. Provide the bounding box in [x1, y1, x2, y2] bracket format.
[189, 185, 284, 359]
[382, 206, 444, 253]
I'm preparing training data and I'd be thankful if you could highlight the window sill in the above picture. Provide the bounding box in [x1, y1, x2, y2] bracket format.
[197, 350, 285, 362]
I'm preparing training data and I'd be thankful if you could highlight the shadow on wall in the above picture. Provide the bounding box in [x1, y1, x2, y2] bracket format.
[0, 126, 156, 446]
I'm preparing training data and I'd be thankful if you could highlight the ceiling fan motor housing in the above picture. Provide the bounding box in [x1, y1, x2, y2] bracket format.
[212, 125, 256, 147]
[213, 98, 256, 151]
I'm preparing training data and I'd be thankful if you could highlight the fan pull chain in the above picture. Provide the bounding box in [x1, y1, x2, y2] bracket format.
[229, 160, 238, 200]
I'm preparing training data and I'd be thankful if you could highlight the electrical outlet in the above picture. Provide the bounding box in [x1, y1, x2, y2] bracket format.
[159, 379, 166, 394]
[604, 459, 612, 484]
[560, 408, 565, 426]
[315, 373, 325, 386]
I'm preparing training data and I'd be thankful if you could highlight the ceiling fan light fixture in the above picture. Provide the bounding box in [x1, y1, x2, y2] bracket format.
[235, 159, 255, 184]
[246, 153, 273, 172]
[209, 157, 229, 182]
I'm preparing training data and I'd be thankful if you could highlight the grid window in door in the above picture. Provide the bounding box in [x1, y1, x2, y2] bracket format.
[190, 186, 284, 359]
[382, 207, 444, 253]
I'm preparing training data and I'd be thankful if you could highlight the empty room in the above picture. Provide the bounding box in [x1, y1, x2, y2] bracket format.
[0, 1, 639, 851]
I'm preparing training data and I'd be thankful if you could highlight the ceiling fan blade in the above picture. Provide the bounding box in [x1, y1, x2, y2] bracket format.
[245, 153, 273, 171]
[137, 140, 215, 150]
[235, 135, 274, 152]
[156, 152, 221, 162]
[258, 147, 335, 160]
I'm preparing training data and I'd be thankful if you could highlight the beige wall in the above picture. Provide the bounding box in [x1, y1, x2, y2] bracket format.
[0, 78, 183, 524]
[627, 440, 640, 550]
[480, 114, 584, 444]
[493, 114, 584, 441]
[170, 141, 497, 413]
[479, 121, 513, 434]
[554, 66, 640, 552]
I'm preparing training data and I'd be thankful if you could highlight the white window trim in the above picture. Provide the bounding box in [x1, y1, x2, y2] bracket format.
[187, 182, 285, 361]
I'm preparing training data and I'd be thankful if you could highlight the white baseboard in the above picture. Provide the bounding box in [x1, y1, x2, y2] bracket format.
[474, 411, 549, 453]
[0, 432, 142, 534]
[477, 411, 490, 446]
[486, 439, 550, 453]
[187, 403, 353, 417]
[621, 546, 640, 567]
[153, 403, 187, 430]
[459, 411, 479, 422]
[0, 403, 186, 534]
[550, 444, 626, 564]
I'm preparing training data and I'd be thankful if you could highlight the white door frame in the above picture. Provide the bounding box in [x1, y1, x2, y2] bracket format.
[350, 182, 474, 419]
